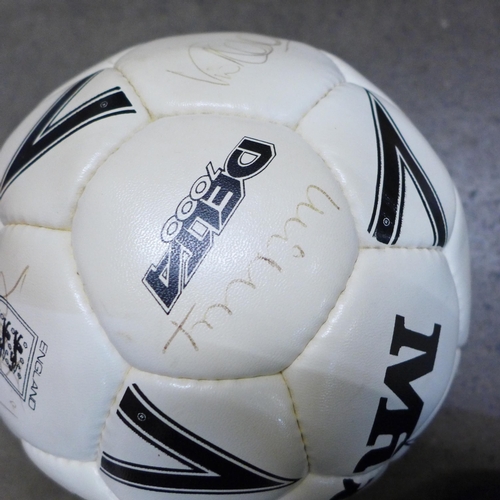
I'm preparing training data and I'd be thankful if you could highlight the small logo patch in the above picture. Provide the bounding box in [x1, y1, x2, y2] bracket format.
[0, 298, 38, 401]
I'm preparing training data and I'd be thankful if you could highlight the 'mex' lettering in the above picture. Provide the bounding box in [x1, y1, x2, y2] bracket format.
[354, 314, 441, 473]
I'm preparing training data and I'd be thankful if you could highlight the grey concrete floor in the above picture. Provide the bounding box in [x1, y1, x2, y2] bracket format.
[0, 1, 498, 499]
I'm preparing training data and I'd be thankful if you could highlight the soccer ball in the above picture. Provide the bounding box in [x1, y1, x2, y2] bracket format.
[0, 33, 470, 500]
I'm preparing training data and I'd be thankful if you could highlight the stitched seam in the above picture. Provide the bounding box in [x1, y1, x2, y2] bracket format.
[360, 245, 443, 251]
[441, 188, 468, 345]
[278, 245, 443, 375]
[95, 365, 132, 459]
[293, 81, 372, 242]
[63, 216, 133, 460]
[1, 222, 70, 231]
[114, 66, 155, 123]
[281, 371, 310, 474]
[280, 249, 360, 373]
[68, 65, 155, 226]
[293, 79, 345, 132]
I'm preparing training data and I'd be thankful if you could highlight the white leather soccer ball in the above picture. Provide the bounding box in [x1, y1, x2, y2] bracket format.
[0, 33, 470, 500]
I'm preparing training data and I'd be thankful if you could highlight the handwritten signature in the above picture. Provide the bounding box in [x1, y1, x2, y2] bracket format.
[166, 34, 288, 86]
[0, 266, 29, 397]
[0, 265, 29, 303]
[163, 185, 339, 351]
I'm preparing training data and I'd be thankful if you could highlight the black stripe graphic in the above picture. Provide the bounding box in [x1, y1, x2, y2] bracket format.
[0, 71, 136, 197]
[366, 91, 447, 247]
[100, 384, 299, 494]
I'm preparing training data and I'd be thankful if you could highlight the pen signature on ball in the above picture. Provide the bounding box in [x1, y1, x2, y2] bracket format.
[166, 34, 289, 86]
[163, 185, 339, 351]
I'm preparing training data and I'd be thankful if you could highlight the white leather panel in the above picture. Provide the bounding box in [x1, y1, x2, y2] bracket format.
[98, 369, 307, 499]
[298, 83, 457, 249]
[72, 115, 358, 379]
[0, 69, 149, 229]
[0, 225, 128, 459]
[23, 441, 120, 500]
[115, 33, 344, 127]
[443, 189, 471, 346]
[283, 247, 460, 476]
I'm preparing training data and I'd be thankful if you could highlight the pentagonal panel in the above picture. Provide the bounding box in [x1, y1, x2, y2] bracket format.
[0, 69, 149, 229]
[284, 247, 460, 476]
[0, 224, 128, 459]
[115, 33, 343, 127]
[98, 369, 307, 499]
[72, 115, 358, 379]
[298, 83, 457, 249]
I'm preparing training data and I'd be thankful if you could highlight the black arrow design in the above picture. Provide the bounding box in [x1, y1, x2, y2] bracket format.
[0, 71, 136, 197]
[366, 91, 447, 247]
[100, 384, 299, 494]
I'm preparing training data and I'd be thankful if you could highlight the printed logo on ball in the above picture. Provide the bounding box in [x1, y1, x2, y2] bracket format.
[0, 298, 48, 410]
[143, 137, 276, 315]
[100, 384, 297, 494]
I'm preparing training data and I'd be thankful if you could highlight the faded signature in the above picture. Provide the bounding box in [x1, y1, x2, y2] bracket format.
[0, 265, 29, 303]
[166, 34, 288, 86]
[163, 185, 339, 351]
[163, 303, 198, 353]
[0, 265, 29, 399]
